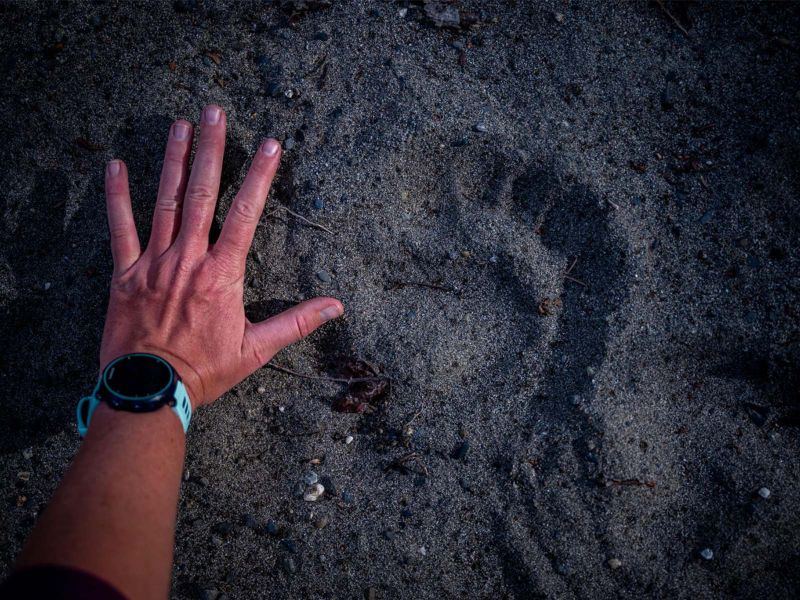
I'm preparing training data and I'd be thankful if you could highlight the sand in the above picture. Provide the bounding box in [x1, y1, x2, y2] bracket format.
[1, 1, 799, 598]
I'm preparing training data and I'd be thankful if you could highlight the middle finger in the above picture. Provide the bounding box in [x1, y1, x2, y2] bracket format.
[176, 104, 226, 253]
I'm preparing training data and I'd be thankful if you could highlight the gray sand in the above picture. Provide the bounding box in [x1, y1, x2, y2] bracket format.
[1, 1, 799, 598]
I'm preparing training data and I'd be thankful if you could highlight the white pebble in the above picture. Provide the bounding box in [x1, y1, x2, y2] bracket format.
[398, 7, 407, 17]
[700, 548, 714, 560]
[345, 435, 354, 445]
[303, 483, 325, 502]
[419, 546, 427, 556]
[607, 558, 622, 570]
[304, 471, 319, 485]
[279, 406, 286, 412]
[22, 448, 33, 460]
[257, 386, 266, 394]
[758, 487, 771, 499]
[44, 282, 51, 291]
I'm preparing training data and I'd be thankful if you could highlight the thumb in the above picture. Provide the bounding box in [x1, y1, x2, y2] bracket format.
[243, 297, 344, 367]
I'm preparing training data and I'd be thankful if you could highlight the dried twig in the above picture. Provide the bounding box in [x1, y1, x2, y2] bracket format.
[564, 274, 588, 288]
[301, 53, 327, 79]
[267, 362, 388, 384]
[387, 280, 454, 292]
[262, 206, 334, 234]
[607, 478, 657, 488]
[655, 0, 689, 37]
[563, 258, 588, 287]
[565, 257, 578, 275]
[384, 452, 429, 477]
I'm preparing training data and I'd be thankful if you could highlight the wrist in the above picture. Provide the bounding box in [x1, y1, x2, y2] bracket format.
[89, 402, 186, 442]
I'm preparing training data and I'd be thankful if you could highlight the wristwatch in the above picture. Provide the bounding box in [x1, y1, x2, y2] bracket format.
[77, 353, 192, 437]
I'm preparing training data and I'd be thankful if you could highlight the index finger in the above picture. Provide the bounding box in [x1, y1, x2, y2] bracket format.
[213, 138, 281, 271]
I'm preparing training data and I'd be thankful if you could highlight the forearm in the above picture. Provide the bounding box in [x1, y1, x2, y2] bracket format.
[17, 404, 186, 599]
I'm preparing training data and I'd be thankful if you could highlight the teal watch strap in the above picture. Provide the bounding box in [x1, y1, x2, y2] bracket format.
[172, 381, 192, 433]
[76, 380, 192, 438]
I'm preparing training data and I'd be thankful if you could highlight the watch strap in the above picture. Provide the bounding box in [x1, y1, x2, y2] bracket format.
[76, 380, 192, 438]
[172, 381, 192, 433]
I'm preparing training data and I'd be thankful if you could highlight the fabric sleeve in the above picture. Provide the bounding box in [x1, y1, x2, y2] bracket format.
[0, 564, 127, 599]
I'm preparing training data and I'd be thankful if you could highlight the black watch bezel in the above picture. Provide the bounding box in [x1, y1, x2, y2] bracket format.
[96, 353, 179, 413]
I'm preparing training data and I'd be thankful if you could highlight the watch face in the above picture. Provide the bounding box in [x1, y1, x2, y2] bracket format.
[103, 354, 173, 400]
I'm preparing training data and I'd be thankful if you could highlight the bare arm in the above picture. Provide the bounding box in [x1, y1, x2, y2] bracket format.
[13, 105, 343, 599]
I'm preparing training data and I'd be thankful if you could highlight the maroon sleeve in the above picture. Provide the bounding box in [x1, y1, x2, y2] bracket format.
[0, 564, 127, 599]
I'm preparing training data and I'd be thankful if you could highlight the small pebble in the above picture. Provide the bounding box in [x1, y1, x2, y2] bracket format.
[398, 7, 407, 17]
[341, 491, 354, 504]
[257, 386, 266, 394]
[607, 558, 622, 570]
[316, 270, 332, 283]
[554, 12, 565, 23]
[212, 522, 234, 537]
[199, 588, 219, 600]
[265, 519, 279, 536]
[17, 471, 30, 482]
[758, 487, 771, 499]
[43, 282, 51, 291]
[283, 136, 295, 150]
[699, 210, 715, 225]
[448, 250, 460, 261]
[700, 548, 714, 560]
[320, 476, 338, 497]
[450, 441, 470, 461]
[473, 123, 488, 133]
[304, 483, 325, 502]
[304, 471, 319, 486]
[241, 514, 258, 529]
[22, 448, 33, 460]
[284, 88, 295, 99]
[280, 556, 297, 574]
[345, 435, 354, 444]
[313, 196, 325, 210]
[314, 515, 329, 529]
[266, 81, 282, 97]
[660, 84, 676, 110]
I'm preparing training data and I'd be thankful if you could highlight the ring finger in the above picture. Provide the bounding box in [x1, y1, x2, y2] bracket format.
[147, 120, 193, 256]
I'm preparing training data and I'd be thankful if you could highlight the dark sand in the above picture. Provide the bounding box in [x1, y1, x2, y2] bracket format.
[1, 1, 800, 598]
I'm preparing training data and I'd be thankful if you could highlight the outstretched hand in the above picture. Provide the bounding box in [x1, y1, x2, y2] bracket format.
[101, 104, 343, 408]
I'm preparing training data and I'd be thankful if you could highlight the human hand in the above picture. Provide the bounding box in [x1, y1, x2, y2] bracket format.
[99, 104, 343, 408]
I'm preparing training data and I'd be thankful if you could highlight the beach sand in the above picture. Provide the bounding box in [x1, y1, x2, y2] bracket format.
[1, 1, 799, 597]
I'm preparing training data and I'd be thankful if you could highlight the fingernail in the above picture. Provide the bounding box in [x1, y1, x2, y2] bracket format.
[203, 105, 222, 125]
[261, 138, 280, 157]
[319, 304, 343, 322]
[106, 160, 121, 177]
[172, 121, 190, 141]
